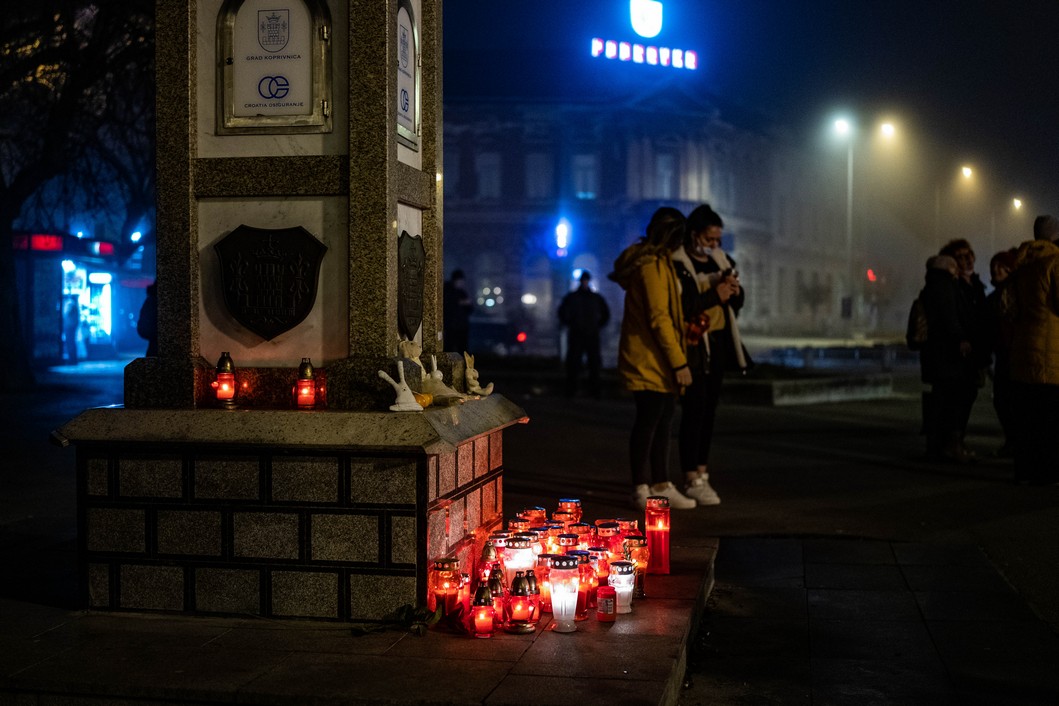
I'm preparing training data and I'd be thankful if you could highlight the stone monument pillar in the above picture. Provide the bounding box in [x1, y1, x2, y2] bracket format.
[55, 0, 525, 622]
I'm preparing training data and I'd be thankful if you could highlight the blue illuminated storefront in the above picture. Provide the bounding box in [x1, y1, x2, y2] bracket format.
[12, 232, 153, 364]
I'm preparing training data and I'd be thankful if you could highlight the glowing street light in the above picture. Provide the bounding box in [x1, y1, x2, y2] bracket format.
[1013, 198, 1023, 210]
[961, 166, 973, 179]
[880, 122, 895, 139]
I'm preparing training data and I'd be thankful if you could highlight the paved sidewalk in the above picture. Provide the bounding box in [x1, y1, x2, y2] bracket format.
[683, 537, 1059, 705]
[0, 540, 715, 705]
[5, 356, 1059, 704]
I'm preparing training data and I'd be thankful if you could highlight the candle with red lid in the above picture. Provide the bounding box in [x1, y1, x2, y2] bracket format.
[645, 495, 671, 574]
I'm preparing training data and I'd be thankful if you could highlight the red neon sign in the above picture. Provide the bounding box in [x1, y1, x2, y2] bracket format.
[30, 234, 64, 252]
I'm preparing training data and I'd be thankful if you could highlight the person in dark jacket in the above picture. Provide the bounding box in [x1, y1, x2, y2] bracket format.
[984, 249, 1017, 456]
[443, 269, 473, 353]
[671, 205, 749, 504]
[137, 281, 158, 357]
[937, 239, 990, 458]
[918, 254, 979, 462]
[558, 270, 610, 397]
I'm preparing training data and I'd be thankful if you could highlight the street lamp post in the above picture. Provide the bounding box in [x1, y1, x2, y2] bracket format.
[833, 119, 854, 324]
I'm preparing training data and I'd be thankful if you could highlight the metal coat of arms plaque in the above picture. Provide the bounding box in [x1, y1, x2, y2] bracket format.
[397, 230, 425, 340]
[214, 225, 327, 341]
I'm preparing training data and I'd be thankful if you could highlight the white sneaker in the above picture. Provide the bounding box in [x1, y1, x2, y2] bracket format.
[649, 482, 697, 510]
[632, 483, 651, 510]
[685, 476, 721, 506]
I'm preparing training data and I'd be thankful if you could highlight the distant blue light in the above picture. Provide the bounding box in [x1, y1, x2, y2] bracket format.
[555, 218, 571, 250]
[130, 231, 142, 242]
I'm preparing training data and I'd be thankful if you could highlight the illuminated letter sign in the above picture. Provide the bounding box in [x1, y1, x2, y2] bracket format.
[630, 0, 663, 38]
[590, 0, 697, 71]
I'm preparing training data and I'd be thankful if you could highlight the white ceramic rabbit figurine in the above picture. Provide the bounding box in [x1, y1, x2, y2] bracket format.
[378, 364, 423, 412]
[463, 352, 493, 396]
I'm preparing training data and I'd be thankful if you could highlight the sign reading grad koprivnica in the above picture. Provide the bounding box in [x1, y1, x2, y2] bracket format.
[217, 0, 333, 134]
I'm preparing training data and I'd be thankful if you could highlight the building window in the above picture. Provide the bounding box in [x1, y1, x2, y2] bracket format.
[476, 152, 501, 199]
[655, 153, 676, 199]
[525, 152, 554, 200]
[572, 153, 599, 200]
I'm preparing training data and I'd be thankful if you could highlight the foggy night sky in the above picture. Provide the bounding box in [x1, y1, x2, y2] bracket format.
[443, 0, 1059, 218]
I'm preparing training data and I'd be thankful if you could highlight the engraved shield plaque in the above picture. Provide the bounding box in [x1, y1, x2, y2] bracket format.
[397, 230, 425, 340]
[214, 225, 327, 341]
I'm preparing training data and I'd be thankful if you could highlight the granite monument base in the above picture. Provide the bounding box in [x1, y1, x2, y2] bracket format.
[54, 397, 526, 621]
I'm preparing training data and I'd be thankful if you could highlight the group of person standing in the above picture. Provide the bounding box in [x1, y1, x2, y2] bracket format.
[604, 205, 749, 510]
[915, 214, 1059, 485]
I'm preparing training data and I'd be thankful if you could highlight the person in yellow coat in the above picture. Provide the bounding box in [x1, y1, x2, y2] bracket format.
[609, 207, 697, 510]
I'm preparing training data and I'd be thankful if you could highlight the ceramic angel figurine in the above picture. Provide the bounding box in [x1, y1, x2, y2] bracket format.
[378, 364, 423, 412]
[463, 352, 494, 396]
[422, 354, 469, 406]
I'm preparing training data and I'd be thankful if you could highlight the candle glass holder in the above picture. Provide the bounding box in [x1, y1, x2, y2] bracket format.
[596, 522, 624, 564]
[211, 352, 237, 408]
[488, 566, 506, 619]
[501, 535, 536, 589]
[552, 509, 576, 530]
[609, 560, 636, 614]
[472, 584, 497, 638]
[557, 533, 579, 555]
[557, 498, 583, 523]
[535, 554, 557, 613]
[645, 495, 671, 574]
[568, 522, 594, 550]
[588, 546, 611, 586]
[519, 506, 548, 526]
[569, 550, 596, 616]
[503, 571, 540, 633]
[427, 557, 462, 616]
[616, 517, 640, 538]
[293, 357, 316, 409]
[548, 555, 580, 633]
[624, 535, 650, 599]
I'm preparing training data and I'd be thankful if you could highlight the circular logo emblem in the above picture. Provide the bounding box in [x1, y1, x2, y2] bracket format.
[258, 75, 290, 100]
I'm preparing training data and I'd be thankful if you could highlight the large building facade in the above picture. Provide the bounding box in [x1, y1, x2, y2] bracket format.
[443, 85, 924, 361]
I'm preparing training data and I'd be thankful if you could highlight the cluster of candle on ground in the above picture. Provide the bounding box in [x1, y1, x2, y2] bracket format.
[427, 496, 671, 637]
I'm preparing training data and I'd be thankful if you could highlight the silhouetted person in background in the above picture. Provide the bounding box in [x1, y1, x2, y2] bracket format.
[62, 296, 81, 363]
[558, 270, 610, 397]
[137, 281, 158, 356]
[443, 269, 473, 353]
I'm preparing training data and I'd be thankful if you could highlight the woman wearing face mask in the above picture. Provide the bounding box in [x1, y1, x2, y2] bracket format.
[670, 204, 750, 505]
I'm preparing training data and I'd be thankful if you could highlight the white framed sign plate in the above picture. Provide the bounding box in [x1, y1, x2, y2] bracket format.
[217, 0, 333, 134]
